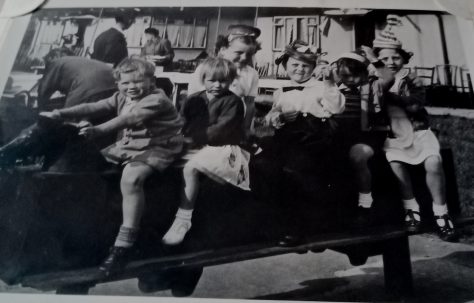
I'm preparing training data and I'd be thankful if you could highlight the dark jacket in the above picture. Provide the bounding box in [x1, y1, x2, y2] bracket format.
[38, 57, 116, 109]
[91, 28, 128, 67]
[181, 90, 245, 146]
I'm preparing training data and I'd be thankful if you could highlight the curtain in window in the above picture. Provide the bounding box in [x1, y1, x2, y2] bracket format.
[179, 24, 193, 48]
[166, 25, 180, 47]
[193, 25, 207, 48]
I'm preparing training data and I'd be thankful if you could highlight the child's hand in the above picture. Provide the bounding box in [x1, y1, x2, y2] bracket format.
[39, 110, 61, 119]
[76, 120, 93, 129]
[79, 126, 102, 139]
[360, 45, 378, 63]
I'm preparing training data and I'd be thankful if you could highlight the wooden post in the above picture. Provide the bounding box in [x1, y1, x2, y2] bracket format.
[382, 235, 414, 298]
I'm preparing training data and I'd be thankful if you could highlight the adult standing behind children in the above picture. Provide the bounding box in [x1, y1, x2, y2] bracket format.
[91, 13, 135, 67]
[140, 27, 174, 71]
[38, 48, 117, 111]
[187, 24, 260, 139]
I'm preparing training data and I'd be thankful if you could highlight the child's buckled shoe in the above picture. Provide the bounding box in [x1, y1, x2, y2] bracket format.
[405, 209, 421, 233]
[434, 214, 458, 242]
[99, 246, 132, 277]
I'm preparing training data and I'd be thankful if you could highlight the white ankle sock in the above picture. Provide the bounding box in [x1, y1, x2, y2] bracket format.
[358, 192, 373, 208]
[432, 204, 448, 216]
[176, 208, 193, 220]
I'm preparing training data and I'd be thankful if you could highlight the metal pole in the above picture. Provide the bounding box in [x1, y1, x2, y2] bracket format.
[436, 13, 452, 86]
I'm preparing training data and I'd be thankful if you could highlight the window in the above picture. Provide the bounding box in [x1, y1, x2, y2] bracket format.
[151, 17, 208, 49]
[273, 16, 320, 51]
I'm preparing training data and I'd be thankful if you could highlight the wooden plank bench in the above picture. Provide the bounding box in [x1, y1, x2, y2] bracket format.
[0, 146, 472, 300]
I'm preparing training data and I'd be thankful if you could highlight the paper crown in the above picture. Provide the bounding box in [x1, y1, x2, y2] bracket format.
[275, 40, 319, 65]
[373, 14, 403, 49]
[227, 24, 261, 42]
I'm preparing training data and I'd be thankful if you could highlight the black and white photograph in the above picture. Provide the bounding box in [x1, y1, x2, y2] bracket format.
[0, 0, 473, 302]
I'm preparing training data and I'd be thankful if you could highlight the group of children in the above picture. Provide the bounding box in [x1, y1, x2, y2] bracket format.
[39, 18, 457, 276]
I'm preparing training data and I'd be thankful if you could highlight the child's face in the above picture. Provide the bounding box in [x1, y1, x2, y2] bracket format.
[285, 57, 315, 83]
[377, 49, 404, 74]
[338, 66, 363, 88]
[117, 71, 152, 100]
[203, 75, 232, 99]
[219, 39, 256, 69]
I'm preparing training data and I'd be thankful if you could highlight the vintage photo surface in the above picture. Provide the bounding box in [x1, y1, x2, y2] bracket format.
[0, 0, 473, 302]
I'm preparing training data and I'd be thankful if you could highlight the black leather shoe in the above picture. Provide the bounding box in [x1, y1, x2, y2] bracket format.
[405, 209, 421, 233]
[435, 214, 458, 242]
[99, 246, 132, 276]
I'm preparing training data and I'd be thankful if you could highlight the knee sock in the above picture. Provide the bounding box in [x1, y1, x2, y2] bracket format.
[114, 225, 139, 248]
[358, 192, 373, 209]
[403, 198, 420, 221]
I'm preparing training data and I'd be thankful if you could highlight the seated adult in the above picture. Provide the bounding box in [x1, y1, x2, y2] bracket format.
[38, 48, 117, 111]
[140, 27, 174, 71]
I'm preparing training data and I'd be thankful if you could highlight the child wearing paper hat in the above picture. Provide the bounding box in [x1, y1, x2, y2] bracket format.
[368, 15, 457, 241]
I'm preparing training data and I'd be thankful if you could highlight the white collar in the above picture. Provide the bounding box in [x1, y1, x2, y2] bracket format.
[288, 77, 318, 87]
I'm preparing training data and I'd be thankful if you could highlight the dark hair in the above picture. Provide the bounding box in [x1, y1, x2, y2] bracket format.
[336, 58, 368, 78]
[214, 34, 261, 56]
[373, 47, 413, 64]
[199, 57, 237, 84]
[144, 27, 159, 37]
[113, 57, 155, 81]
[43, 47, 74, 67]
[115, 13, 135, 27]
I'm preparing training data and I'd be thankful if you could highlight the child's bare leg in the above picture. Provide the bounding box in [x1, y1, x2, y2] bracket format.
[390, 161, 421, 229]
[349, 144, 374, 208]
[424, 155, 446, 206]
[162, 162, 198, 245]
[181, 164, 200, 209]
[116, 162, 154, 247]
[424, 155, 455, 236]
[100, 162, 154, 274]
[390, 161, 414, 200]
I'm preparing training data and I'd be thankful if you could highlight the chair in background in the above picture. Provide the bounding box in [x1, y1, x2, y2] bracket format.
[459, 67, 474, 108]
[256, 62, 270, 78]
[414, 66, 435, 87]
[434, 64, 458, 87]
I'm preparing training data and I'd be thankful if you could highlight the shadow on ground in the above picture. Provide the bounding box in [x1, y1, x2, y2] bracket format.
[254, 251, 474, 303]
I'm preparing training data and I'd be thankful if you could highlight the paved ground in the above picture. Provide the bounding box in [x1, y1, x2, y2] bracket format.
[1, 234, 474, 302]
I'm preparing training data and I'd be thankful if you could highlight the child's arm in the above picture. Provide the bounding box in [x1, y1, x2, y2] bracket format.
[265, 89, 285, 128]
[54, 95, 117, 120]
[386, 76, 426, 113]
[320, 80, 346, 115]
[82, 93, 169, 138]
[205, 97, 245, 145]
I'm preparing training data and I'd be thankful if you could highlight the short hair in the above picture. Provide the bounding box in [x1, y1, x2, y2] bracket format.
[336, 57, 368, 78]
[43, 47, 74, 67]
[144, 27, 159, 37]
[373, 47, 413, 64]
[199, 57, 237, 84]
[115, 13, 135, 27]
[113, 57, 156, 81]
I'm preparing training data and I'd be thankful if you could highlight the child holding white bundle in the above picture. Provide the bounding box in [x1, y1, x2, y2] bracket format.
[162, 57, 247, 246]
